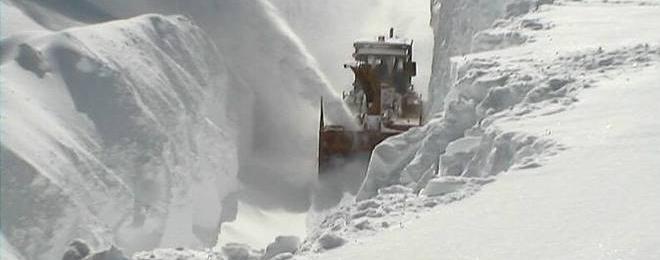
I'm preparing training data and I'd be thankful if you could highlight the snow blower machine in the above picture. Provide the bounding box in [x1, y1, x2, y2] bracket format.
[319, 28, 422, 174]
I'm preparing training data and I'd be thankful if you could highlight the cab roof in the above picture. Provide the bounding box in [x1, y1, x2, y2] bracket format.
[353, 36, 413, 57]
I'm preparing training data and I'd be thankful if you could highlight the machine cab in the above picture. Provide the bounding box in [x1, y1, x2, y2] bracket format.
[343, 28, 421, 131]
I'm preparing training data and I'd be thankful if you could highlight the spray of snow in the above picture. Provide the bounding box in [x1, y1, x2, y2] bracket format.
[2, 0, 359, 257]
[84, 1, 357, 211]
[215, 201, 306, 251]
[269, 0, 434, 96]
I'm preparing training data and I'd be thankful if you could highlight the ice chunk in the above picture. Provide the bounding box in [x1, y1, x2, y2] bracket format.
[354, 219, 374, 231]
[81, 246, 129, 260]
[317, 233, 346, 250]
[270, 253, 294, 260]
[421, 177, 467, 197]
[14, 43, 50, 78]
[356, 199, 381, 211]
[377, 185, 413, 195]
[472, 30, 527, 52]
[263, 236, 300, 260]
[221, 243, 261, 260]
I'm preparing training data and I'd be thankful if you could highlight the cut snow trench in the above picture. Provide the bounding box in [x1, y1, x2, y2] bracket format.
[213, 0, 435, 250]
[2, 0, 433, 255]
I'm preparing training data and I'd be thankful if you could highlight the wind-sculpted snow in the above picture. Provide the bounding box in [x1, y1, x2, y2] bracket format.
[81, 0, 357, 213]
[3, 0, 358, 256]
[1, 14, 238, 259]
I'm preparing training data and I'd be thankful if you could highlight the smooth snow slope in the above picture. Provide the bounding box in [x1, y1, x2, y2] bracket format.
[1, 9, 238, 259]
[309, 1, 660, 259]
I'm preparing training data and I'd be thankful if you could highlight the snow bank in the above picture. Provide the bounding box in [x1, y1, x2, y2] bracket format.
[429, 0, 506, 115]
[357, 0, 563, 201]
[312, 56, 660, 260]
[1, 14, 237, 259]
[359, 39, 658, 202]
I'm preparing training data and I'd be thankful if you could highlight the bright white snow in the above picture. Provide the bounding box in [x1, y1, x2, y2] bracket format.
[3, 0, 660, 259]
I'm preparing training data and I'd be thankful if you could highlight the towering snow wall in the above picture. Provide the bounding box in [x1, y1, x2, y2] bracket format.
[1, 9, 238, 259]
[2, 0, 355, 258]
[83, 0, 356, 211]
[427, 0, 519, 116]
[357, 0, 544, 200]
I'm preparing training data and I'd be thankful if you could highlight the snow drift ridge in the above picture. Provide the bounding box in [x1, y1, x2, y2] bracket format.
[2, 13, 237, 259]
